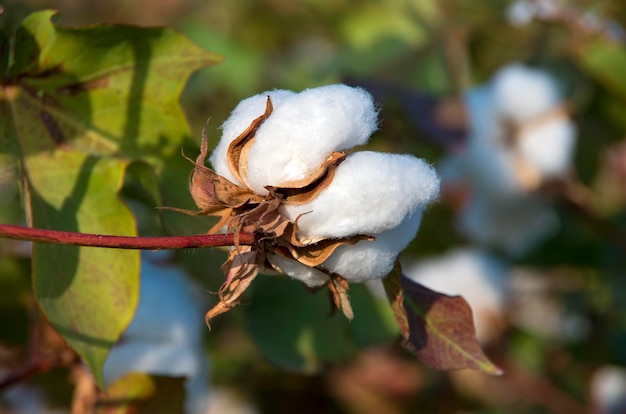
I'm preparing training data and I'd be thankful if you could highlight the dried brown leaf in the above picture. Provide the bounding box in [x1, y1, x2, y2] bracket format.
[205, 247, 260, 327]
[328, 276, 353, 320]
[267, 152, 346, 205]
[227, 97, 273, 186]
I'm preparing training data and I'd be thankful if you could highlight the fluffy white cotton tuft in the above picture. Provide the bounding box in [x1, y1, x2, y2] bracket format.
[404, 248, 508, 344]
[321, 209, 424, 282]
[590, 365, 626, 414]
[210, 89, 296, 185]
[267, 254, 330, 287]
[245, 84, 378, 194]
[492, 64, 560, 123]
[519, 117, 576, 177]
[281, 151, 439, 240]
[103, 252, 210, 414]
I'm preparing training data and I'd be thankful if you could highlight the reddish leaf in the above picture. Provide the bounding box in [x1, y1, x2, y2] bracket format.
[384, 262, 502, 375]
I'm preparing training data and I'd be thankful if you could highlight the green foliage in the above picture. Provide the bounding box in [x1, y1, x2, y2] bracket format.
[0, 10, 221, 386]
[244, 276, 398, 373]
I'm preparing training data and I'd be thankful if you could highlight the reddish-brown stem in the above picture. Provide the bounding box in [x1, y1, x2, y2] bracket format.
[0, 224, 258, 250]
[0, 357, 58, 391]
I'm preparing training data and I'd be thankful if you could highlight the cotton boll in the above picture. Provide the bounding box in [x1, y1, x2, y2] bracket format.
[506, 0, 538, 26]
[267, 254, 330, 287]
[492, 64, 560, 124]
[403, 249, 508, 344]
[590, 365, 626, 414]
[460, 86, 523, 197]
[459, 194, 559, 257]
[245, 84, 378, 194]
[210, 89, 296, 185]
[518, 117, 576, 177]
[321, 209, 424, 282]
[281, 151, 439, 240]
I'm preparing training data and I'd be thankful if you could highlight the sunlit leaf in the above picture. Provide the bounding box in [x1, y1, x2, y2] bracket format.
[96, 373, 186, 414]
[0, 10, 222, 386]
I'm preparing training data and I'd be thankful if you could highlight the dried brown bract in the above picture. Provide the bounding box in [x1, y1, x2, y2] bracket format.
[189, 97, 365, 325]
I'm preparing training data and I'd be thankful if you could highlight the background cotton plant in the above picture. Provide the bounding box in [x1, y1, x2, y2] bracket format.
[440, 63, 577, 255]
[193, 84, 439, 320]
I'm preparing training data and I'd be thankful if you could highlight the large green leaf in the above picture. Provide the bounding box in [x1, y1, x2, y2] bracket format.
[243, 276, 397, 373]
[0, 10, 222, 386]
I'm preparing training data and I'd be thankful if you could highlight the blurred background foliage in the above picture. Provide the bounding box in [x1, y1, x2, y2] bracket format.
[1, 0, 626, 413]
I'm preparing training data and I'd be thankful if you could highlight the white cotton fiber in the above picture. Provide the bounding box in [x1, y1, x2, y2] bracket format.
[590, 365, 626, 414]
[244, 84, 378, 194]
[455, 87, 522, 197]
[492, 64, 560, 124]
[267, 254, 330, 287]
[518, 117, 576, 177]
[321, 209, 424, 282]
[281, 151, 439, 240]
[404, 248, 508, 344]
[103, 252, 210, 414]
[210, 89, 296, 185]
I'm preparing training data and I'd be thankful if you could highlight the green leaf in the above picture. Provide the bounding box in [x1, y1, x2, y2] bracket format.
[96, 373, 186, 414]
[243, 276, 398, 373]
[0, 10, 222, 386]
[383, 262, 502, 375]
[244, 276, 356, 373]
[574, 38, 626, 101]
[0, 30, 8, 80]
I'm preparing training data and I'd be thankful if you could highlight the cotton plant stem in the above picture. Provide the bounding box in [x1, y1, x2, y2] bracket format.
[0, 224, 258, 250]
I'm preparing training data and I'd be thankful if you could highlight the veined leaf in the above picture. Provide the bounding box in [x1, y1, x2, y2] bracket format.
[383, 262, 502, 375]
[0, 10, 222, 386]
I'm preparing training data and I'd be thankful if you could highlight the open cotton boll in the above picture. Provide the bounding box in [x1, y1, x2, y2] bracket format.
[210, 89, 296, 185]
[404, 248, 508, 344]
[459, 194, 559, 256]
[245, 84, 378, 194]
[459, 86, 523, 197]
[518, 117, 576, 177]
[267, 254, 330, 287]
[492, 64, 560, 124]
[590, 365, 626, 414]
[321, 209, 424, 282]
[281, 151, 439, 240]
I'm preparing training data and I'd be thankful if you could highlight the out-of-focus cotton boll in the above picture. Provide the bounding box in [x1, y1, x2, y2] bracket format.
[459, 86, 521, 197]
[506, 0, 538, 26]
[268, 254, 330, 287]
[518, 117, 576, 177]
[321, 209, 424, 282]
[103, 252, 209, 414]
[590, 365, 626, 414]
[459, 194, 559, 257]
[245, 84, 378, 194]
[403, 249, 508, 344]
[492, 64, 559, 124]
[281, 151, 439, 241]
[210, 89, 296, 185]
